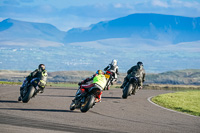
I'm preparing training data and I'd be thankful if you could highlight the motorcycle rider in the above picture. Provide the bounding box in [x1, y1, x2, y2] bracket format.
[72, 70, 107, 103]
[120, 61, 145, 89]
[104, 59, 119, 84]
[18, 64, 48, 101]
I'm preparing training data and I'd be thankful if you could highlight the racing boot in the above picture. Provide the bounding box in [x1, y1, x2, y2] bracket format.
[38, 88, 44, 93]
[18, 96, 22, 102]
[120, 82, 125, 89]
[95, 91, 102, 103]
[95, 98, 101, 103]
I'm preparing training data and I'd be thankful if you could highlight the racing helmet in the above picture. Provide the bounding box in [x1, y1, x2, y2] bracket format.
[96, 70, 103, 74]
[38, 64, 45, 71]
[137, 61, 143, 69]
[111, 59, 117, 66]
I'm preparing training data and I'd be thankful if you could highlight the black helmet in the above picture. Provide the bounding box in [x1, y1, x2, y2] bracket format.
[38, 64, 45, 71]
[137, 61, 143, 68]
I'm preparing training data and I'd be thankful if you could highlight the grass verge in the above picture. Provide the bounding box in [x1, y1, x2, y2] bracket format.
[0, 81, 118, 89]
[0, 81, 22, 85]
[47, 82, 78, 88]
[152, 91, 200, 116]
[143, 84, 200, 91]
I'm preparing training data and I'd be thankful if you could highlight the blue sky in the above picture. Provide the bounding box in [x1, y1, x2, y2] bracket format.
[0, 0, 200, 31]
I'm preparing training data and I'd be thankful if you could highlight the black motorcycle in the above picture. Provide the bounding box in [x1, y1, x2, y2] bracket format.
[122, 77, 140, 99]
[20, 78, 41, 103]
[70, 84, 102, 112]
[104, 71, 115, 90]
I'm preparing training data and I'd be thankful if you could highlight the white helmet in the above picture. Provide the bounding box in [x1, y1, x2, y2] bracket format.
[111, 59, 117, 66]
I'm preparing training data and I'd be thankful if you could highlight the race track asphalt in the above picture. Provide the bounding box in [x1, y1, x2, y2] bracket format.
[0, 84, 199, 133]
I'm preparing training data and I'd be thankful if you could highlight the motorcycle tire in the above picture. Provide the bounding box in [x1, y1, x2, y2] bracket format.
[132, 85, 136, 95]
[107, 84, 110, 90]
[80, 95, 95, 113]
[106, 81, 110, 90]
[104, 80, 110, 90]
[22, 86, 35, 103]
[122, 83, 132, 99]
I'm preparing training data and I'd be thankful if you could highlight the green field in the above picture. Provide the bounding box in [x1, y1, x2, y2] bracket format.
[0, 81, 22, 85]
[0, 81, 120, 89]
[152, 91, 200, 116]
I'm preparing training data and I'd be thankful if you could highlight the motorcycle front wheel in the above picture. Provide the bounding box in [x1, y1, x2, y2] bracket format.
[131, 83, 138, 95]
[105, 80, 111, 90]
[80, 95, 95, 113]
[122, 83, 132, 99]
[22, 86, 35, 103]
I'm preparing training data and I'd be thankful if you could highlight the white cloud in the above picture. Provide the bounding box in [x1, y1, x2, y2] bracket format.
[152, 0, 169, 8]
[170, 0, 200, 8]
[114, 3, 123, 8]
[39, 5, 54, 13]
[183, 1, 200, 9]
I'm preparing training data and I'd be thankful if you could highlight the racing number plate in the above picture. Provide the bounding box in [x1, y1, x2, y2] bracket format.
[105, 74, 110, 79]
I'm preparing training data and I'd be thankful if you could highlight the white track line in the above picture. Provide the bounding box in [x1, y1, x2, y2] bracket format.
[147, 96, 199, 118]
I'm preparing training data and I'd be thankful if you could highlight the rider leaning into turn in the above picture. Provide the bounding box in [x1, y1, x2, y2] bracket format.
[104, 59, 119, 84]
[18, 64, 48, 101]
[120, 61, 145, 89]
[72, 70, 107, 103]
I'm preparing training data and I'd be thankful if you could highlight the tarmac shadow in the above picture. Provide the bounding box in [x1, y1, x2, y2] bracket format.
[0, 107, 79, 113]
[0, 100, 19, 103]
[39, 95, 74, 98]
[102, 96, 121, 99]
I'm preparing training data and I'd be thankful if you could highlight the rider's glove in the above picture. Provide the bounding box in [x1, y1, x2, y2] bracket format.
[78, 82, 82, 86]
[138, 86, 142, 89]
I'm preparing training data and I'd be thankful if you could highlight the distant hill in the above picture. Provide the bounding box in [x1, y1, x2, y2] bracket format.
[146, 69, 200, 85]
[0, 18, 65, 47]
[1, 69, 200, 85]
[64, 13, 200, 44]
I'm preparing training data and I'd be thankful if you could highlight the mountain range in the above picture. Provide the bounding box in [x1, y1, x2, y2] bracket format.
[0, 13, 200, 73]
[64, 13, 200, 44]
[1, 13, 200, 46]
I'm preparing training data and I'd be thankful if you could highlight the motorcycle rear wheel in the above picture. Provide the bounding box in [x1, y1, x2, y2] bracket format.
[80, 95, 95, 113]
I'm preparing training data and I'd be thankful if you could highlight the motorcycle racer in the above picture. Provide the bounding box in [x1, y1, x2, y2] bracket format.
[72, 70, 107, 103]
[104, 59, 119, 84]
[120, 61, 145, 89]
[18, 64, 48, 101]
